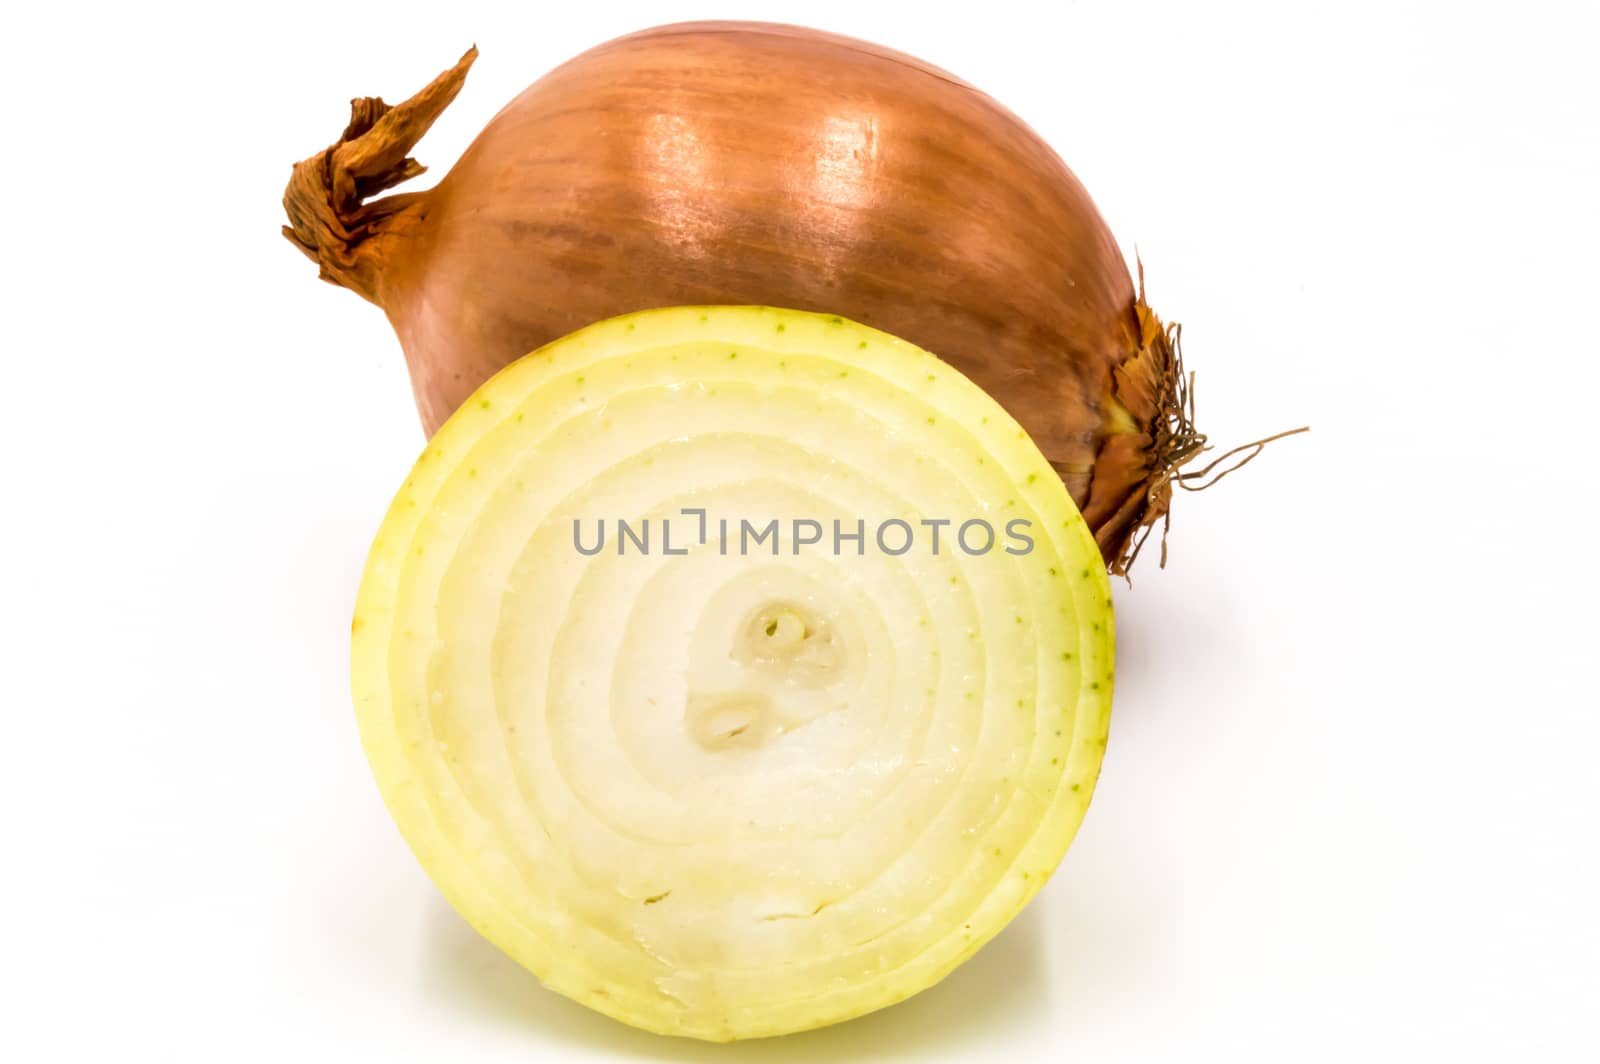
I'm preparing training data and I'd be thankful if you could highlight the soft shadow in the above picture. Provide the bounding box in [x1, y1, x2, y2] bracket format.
[1044, 847, 1173, 1024]
[420, 899, 1051, 1059]
[1112, 571, 1243, 716]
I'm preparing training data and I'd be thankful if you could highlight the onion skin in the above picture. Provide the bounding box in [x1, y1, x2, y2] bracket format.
[283, 22, 1193, 572]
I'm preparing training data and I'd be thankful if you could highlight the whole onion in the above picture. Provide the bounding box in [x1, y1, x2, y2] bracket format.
[284, 21, 1262, 572]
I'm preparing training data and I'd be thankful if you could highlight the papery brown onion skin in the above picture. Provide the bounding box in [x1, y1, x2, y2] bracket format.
[283, 21, 1189, 572]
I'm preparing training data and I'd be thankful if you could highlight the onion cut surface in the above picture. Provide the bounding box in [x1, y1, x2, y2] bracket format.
[351, 306, 1114, 1039]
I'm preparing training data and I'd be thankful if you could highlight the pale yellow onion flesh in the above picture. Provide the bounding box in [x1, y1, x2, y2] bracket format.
[351, 306, 1114, 1039]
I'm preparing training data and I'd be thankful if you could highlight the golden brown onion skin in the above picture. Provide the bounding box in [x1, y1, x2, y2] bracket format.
[284, 22, 1182, 570]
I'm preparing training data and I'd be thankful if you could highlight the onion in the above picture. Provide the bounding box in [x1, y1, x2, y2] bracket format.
[284, 21, 1253, 573]
[351, 306, 1114, 1039]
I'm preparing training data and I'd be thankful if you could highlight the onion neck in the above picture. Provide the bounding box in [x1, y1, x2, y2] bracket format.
[281, 47, 477, 305]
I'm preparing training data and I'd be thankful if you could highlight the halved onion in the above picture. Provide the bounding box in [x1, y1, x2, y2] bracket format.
[351, 306, 1114, 1039]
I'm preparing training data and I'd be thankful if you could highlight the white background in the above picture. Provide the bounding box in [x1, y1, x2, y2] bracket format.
[4, 1, 1597, 1059]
